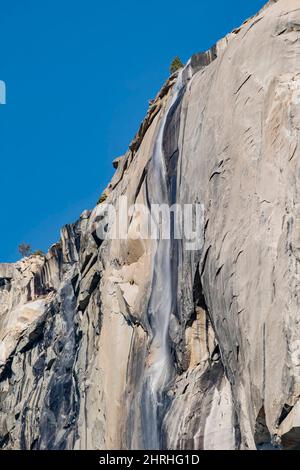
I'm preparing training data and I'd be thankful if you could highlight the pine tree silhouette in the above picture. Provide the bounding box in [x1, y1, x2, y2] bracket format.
[170, 56, 184, 74]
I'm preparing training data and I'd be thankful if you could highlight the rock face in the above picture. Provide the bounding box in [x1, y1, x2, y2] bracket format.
[1, 0, 300, 450]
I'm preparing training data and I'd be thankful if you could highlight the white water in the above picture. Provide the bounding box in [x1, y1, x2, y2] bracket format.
[143, 67, 190, 448]
[149, 68, 185, 387]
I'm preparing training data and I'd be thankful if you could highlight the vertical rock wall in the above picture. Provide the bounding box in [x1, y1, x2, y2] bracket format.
[1, 0, 300, 450]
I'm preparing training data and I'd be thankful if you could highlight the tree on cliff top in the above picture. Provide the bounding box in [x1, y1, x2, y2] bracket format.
[18, 243, 32, 258]
[170, 56, 184, 74]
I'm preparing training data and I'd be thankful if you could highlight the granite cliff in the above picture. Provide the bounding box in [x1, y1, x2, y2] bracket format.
[1, 0, 300, 450]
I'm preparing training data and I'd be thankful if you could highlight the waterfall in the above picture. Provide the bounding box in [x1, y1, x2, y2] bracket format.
[142, 66, 189, 449]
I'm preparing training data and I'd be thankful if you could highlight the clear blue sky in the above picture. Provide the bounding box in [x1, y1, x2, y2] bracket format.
[0, 0, 266, 262]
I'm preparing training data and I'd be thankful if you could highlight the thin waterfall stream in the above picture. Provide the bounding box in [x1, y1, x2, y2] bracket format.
[142, 67, 190, 449]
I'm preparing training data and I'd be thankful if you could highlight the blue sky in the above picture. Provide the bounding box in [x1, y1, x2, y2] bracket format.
[0, 0, 266, 262]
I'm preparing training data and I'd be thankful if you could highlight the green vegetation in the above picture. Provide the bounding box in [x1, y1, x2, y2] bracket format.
[98, 192, 108, 204]
[33, 250, 45, 257]
[18, 243, 32, 258]
[170, 56, 184, 74]
[18, 244, 45, 258]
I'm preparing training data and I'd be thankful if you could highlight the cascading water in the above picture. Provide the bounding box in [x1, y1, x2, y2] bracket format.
[142, 66, 191, 449]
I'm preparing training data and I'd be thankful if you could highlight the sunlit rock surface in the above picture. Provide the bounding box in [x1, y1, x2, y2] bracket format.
[1, 0, 300, 450]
